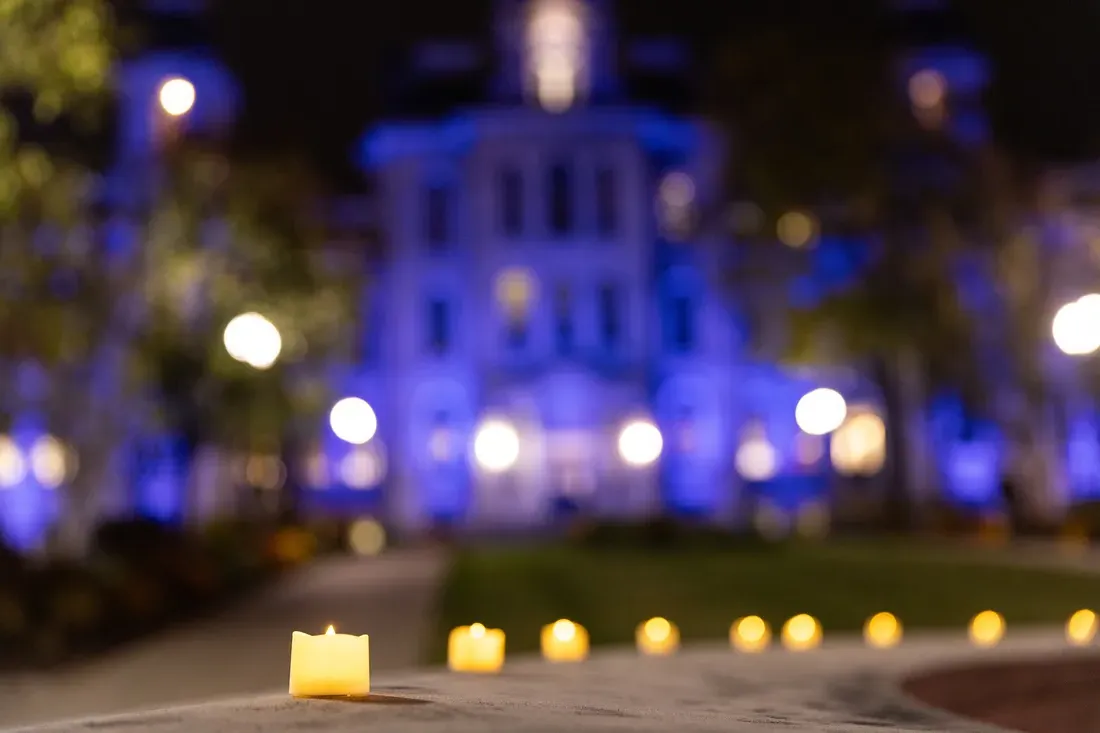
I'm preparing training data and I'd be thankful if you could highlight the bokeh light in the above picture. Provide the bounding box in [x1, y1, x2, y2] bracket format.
[781, 614, 822, 651]
[338, 446, 386, 489]
[1065, 609, 1097, 646]
[473, 419, 520, 473]
[223, 312, 282, 369]
[617, 420, 663, 467]
[831, 409, 887, 476]
[777, 211, 816, 248]
[968, 610, 1005, 648]
[795, 388, 847, 436]
[636, 616, 679, 656]
[0, 436, 26, 488]
[730, 615, 771, 653]
[863, 612, 902, 649]
[735, 432, 778, 481]
[29, 435, 69, 488]
[1053, 295, 1100, 356]
[347, 518, 386, 556]
[329, 398, 378, 445]
[908, 69, 946, 109]
[158, 76, 195, 117]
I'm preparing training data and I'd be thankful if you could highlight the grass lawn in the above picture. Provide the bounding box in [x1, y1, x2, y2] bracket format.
[427, 540, 1100, 662]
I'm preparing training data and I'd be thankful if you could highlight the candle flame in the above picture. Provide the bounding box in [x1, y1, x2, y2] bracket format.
[470, 623, 486, 638]
[326, 625, 336, 635]
[552, 619, 576, 642]
[644, 617, 671, 642]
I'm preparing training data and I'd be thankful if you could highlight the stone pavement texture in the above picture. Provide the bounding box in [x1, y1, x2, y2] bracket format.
[0, 549, 445, 730]
[11, 630, 1091, 733]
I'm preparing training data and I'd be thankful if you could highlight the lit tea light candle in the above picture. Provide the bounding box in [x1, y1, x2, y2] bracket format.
[781, 614, 821, 651]
[448, 623, 505, 673]
[968, 610, 1004, 648]
[730, 615, 770, 653]
[541, 619, 589, 662]
[1066, 609, 1097, 646]
[863, 612, 902, 649]
[288, 625, 370, 698]
[636, 616, 679, 656]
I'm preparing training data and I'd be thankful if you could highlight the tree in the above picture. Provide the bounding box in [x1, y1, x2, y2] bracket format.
[706, 0, 983, 526]
[0, 4, 361, 553]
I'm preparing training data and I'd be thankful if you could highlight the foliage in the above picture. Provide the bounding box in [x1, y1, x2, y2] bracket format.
[431, 541, 1100, 662]
[0, 0, 112, 215]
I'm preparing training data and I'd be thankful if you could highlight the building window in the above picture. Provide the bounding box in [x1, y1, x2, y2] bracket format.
[499, 166, 524, 238]
[598, 283, 620, 348]
[548, 162, 573, 236]
[554, 284, 573, 355]
[424, 184, 450, 249]
[427, 298, 451, 355]
[595, 166, 617, 236]
[669, 295, 694, 352]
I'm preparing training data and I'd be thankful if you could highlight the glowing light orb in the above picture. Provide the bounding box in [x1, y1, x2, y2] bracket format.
[1066, 609, 1097, 646]
[552, 619, 576, 642]
[777, 210, 816, 248]
[348, 518, 386, 556]
[0, 437, 25, 488]
[730, 615, 771, 653]
[223, 312, 282, 369]
[968, 610, 1005, 648]
[29, 435, 68, 488]
[831, 409, 887, 476]
[329, 398, 378, 446]
[636, 616, 679, 656]
[618, 420, 663, 467]
[863, 612, 902, 649]
[1053, 295, 1100, 356]
[735, 436, 778, 481]
[909, 69, 946, 109]
[473, 419, 520, 473]
[781, 614, 822, 651]
[795, 388, 847, 436]
[158, 76, 195, 117]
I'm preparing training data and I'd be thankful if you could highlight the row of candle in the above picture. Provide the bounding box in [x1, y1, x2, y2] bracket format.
[289, 609, 1098, 697]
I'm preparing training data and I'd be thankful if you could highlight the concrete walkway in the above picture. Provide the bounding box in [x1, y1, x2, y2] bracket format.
[0, 548, 446, 730]
[13, 630, 1086, 733]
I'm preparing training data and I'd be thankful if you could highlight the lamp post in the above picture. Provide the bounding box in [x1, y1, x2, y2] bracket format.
[1053, 294, 1100, 357]
[223, 312, 282, 370]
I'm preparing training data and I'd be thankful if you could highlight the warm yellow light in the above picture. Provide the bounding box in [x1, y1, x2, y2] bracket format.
[348, 518, 386, 556]
[470, 623, 486, 639]
[968, 610, 1005, 648]
[636, 617, 679, 656]
[158, 76, 195, 117]
[552, 619, 576, 642]
[909, 69, 946, 109]
[730, 615, 771, 653]
[223, 312, 282, 369]
[541, 619, 588, 662]
[777, 210, 816, 248]
[831, 409, 887, 476]
[325, 625, 335, 636]
[781, 614, 822, 651]
[863, 612, 902, 649]
[1066, 609, 1097, 646]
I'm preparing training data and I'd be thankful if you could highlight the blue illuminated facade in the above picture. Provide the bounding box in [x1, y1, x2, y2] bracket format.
[5, 0, 1100, 551]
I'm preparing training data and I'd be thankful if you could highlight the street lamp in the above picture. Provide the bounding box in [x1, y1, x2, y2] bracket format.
[328, 397, 378, 446]
[158, 76, 195, 117]
[794, 388, 847, 436]
[473, 419, 520, 473]
[617, 419, 663, 467]
[1053, 294, 1100, 356]
[223, 312, 282, 370]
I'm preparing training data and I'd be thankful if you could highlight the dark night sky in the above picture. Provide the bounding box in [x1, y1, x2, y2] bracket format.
[131, 0, 1100, 185]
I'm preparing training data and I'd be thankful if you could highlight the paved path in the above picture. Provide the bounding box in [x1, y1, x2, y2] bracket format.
[0, 548, 446, 730]
[12, 630, 1088, 733]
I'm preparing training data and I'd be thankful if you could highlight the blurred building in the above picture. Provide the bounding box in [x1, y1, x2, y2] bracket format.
[5, 0, 1097, 548]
